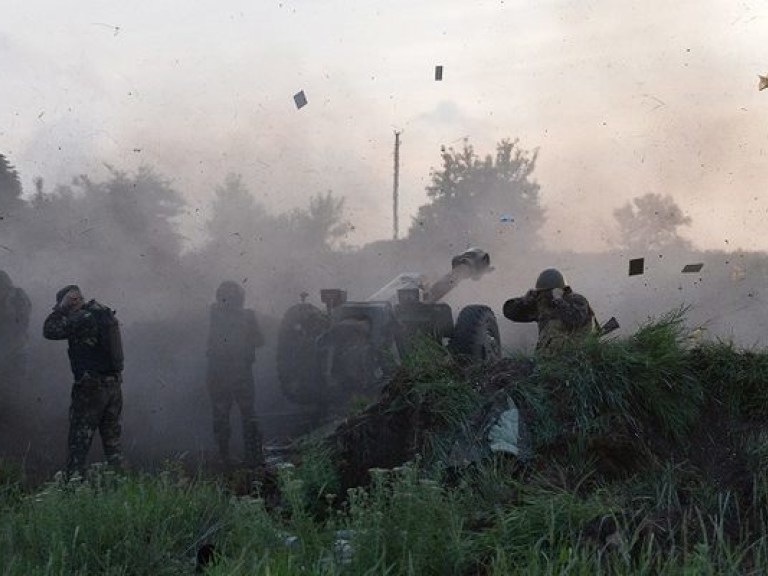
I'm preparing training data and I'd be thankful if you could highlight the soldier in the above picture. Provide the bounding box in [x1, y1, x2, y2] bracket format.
[207, 281, 265, 467]
[43, 285, 124, 476]
[0, 270, 31, 386]
[503, 268, 597, 353]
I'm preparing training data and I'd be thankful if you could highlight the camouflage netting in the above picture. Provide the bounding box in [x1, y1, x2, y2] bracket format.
[329, 310, 768, 499]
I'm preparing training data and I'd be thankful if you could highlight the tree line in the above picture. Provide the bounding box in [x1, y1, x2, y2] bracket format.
[0, 142, 693, 317]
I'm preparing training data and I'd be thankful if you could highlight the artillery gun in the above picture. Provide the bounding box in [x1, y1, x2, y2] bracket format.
[276, 248, 500, 415]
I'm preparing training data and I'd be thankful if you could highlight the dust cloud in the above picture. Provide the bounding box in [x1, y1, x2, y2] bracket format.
[1, 0, 767, 476]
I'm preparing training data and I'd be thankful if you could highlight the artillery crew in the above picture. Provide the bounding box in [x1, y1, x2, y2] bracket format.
[503, 268, 597, 353]
[206, 281, 265, 467]
[0, 270, 31, 389]
[43, 285, 124, 476]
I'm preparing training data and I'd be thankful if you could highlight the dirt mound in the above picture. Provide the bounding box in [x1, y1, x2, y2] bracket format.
[329, 319, 768, 508]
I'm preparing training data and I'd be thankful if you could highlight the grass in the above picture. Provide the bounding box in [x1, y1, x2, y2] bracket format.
[5, 310, 768, 574]
[1, 465, 231, 575]
[4, 460, 768, 574]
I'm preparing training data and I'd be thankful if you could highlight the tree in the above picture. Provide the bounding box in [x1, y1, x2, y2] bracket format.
[285, 191, 352, 251]
[409, 139, 545, 251]
[0, 154, 23, 214]
[206, 173, 270, 251]
[613, 193, 692, 253]
[100, 165, 186, 261]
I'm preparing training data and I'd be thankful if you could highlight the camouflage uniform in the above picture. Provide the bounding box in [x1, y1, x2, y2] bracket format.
[207, 282, 265, 466]
[43, 292, 124, 475]
[503, 287, 596, 353]
[0, 271, 31, 388]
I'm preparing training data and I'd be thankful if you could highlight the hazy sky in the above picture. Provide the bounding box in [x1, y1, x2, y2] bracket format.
[1, 0, 766, 251]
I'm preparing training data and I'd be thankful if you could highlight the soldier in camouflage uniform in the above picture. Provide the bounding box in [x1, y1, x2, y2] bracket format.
[43, 285, 124, 476]
[503, 268, 597, 353]
[207, 281, 265, 467]
[0, 270, 31, 389]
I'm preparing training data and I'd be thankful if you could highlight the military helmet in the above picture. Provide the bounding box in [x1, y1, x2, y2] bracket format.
[216, 280, 245, 308]
[535, 268, 567, 291]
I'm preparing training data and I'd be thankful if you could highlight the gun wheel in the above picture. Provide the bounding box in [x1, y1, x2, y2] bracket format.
[449, 304, 501, 363]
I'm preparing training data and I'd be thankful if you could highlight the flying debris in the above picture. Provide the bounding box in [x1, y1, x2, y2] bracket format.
[628, 258, 645, 276]
[599, 316, 620, 336]
[759, 75, 768, 91]
[91, 22, 121, 36]
[434, 65, 443, 81]
[681, 263, 704, 273]
[293, 90, 308, 109]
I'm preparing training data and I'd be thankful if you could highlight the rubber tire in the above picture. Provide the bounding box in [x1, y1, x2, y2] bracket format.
[449, 304, 501, 363]
[276, 303, 329, 404]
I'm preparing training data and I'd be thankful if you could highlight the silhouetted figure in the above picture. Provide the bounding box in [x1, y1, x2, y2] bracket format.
[207, 281, 265, 466]
[43, 285, 124, 476]
[0, 270, 31, 386]
[0, 271, 31, 440]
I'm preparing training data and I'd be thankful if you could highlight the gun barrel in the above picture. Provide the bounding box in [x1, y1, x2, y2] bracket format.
[424, 248, 492, 303]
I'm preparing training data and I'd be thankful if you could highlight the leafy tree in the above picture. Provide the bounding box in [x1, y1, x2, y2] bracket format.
[11, 165, 188, 298]
[206, 173, 270, 251]
[409, 139, 545, 250]
[0, 154, 23, 214]
[286, 191, 352, 251]
[99, 165, 186, 260]
[613, 193, 692, 252]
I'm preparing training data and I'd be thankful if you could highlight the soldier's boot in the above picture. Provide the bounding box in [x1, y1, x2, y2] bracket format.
[65, 453, 87, 480]
[243, 418, 265, 469]
[104, 452, 124, 473]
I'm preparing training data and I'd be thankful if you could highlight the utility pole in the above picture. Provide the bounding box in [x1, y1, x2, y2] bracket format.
[393, 130, 401, 240]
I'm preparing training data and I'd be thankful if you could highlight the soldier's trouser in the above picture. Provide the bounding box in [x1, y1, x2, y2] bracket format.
[67, 373, 123, 475]
[208, 377, 263, 466]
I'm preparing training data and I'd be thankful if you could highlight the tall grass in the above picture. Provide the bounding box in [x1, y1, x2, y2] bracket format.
[1, 465, 231, 575]
[5, 461, 768, 574]
[517, 308, 703, 454]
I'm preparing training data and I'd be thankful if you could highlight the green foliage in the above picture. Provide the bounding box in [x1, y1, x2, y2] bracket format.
[410, 138, 544, 249]
[289, 439, 341, 519]
[478, 482, 618, 563]
[518, 308, 703, 453]
[613, 192, 692, 252]
[0, 459, 24, 506]
[342, 464, 474, 575]
[389, 338, 484, 463]
[690, 341, 768, 419]
[1, 466, 228, 575]
[4, 462, 768, 574]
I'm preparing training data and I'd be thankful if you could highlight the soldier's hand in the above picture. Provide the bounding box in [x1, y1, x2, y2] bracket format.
[522, 289, 538, 304]
[537, 289, 553, 304]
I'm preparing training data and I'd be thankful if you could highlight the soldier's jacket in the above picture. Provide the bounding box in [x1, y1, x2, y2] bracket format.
[207, 304, 264, 377]
[0, 286, 31, 356]
[43, 300, 123, 380]
[503, 288, 596, 353]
